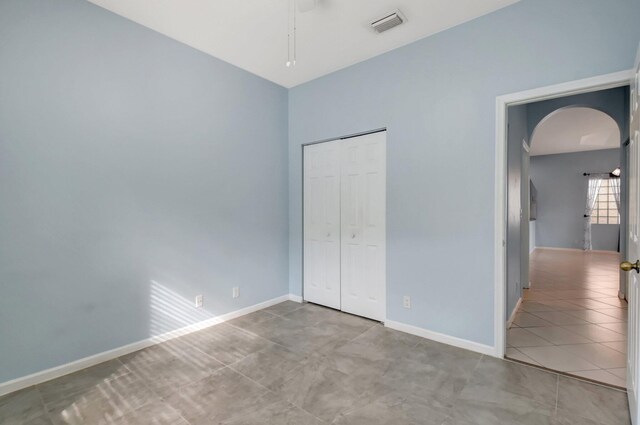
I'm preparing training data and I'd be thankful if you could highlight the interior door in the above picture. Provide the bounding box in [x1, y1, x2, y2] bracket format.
[303, 140, 341, 310]
[340, 131, 386, 321]
[626, 44, 640, 425]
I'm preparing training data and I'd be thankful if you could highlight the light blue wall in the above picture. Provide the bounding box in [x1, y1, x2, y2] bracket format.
[527, 87, 629, 142]
[289, 0, 640, 346]
[592, 224, 621, 252]
[0, 0, 289, 383]
[530, 149, 621, 251]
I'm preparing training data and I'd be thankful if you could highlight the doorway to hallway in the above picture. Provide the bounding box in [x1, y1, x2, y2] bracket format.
[496, 70, 634, 392]
[501, 81, 630, 388]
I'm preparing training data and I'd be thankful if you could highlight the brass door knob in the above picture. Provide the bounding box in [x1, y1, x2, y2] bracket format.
[621, 260, 640, 273]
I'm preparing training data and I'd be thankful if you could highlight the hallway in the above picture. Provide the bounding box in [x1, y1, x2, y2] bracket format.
[507, 248, 628, 387]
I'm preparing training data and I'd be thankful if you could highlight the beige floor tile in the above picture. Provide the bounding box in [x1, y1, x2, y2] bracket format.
[567, 298, 618, 310]
[557, 343, 626, 369]
[597, 297, 628, 309]
[545, 290, 609, 300]
[519, 301, 562, 312]
[529, 311, 589, 326]
[518, 346, 600, 372]
[597, 322, 627, 335]
[524, 292, 554, 300]
[595, 308, 628, 320]
[505, 347, 542, 366]
[564, 309, 624, 324]
[506, 328, 553, 348]
[591, 288, 622, 297]
[527, 326, 592, 345]
[521, 299, 585, 312]
[608, 368, 627, 379]
[562, 324, 627, 343]
[602, 341, 627, 354]
[512, 312, 554, 328]
[571, 369, 626, 387]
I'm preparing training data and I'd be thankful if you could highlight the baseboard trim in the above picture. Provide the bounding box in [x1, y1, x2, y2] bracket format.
[384, 320, 496, 356]
[507, 297, 523, 329]
[0, 294, 291, 398]
[536, 246, 619, 254]
[536, 246, 583, 252]
[288, 294, 303, 303]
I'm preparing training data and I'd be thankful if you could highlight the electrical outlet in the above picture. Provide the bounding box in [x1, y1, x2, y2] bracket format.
[232, 287, 239, 299]
[403, 296, 411, 309]
[195, 294, 203, 308]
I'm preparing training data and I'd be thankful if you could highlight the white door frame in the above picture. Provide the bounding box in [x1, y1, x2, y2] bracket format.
[494, 70, 632, 358]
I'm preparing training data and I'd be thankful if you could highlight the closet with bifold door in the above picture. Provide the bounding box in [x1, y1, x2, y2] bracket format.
[303, 130, 386, 322]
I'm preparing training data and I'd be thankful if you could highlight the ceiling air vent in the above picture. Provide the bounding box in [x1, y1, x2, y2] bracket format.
[371, 11, 406, 33]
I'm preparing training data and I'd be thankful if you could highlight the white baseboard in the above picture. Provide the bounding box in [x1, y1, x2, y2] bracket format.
[507, 297, 523, 329]
[288, 294, 303, 303]
[384, 320, 496, 356]
[536, 246, 619, 255]
[536, 246, 583, 252]
[0, 294, 291, 398]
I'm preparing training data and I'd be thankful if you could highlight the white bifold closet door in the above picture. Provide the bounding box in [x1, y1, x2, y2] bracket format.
[303, 131, 386, 321]
[303, 139, 342, 310]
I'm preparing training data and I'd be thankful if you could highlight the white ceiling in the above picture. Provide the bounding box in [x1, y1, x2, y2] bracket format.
[87, 0, 519, 88]
[530, 107, 621, 157]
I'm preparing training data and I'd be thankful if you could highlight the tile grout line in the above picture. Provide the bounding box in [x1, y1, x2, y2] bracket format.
[223, 363, 330, 424]
[222, 306, 382, 423]
[555, 374, 559, 412]
[143, 304, 361, 424]
[34, 384, 55, 425]
[116, 356, 195, 425]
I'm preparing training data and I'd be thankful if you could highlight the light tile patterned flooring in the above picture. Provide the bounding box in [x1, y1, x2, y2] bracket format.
[1, 300, 631, 424]
[507, 248, 628, 388]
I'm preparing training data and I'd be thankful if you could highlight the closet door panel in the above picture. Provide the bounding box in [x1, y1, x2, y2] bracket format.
[303, 140, 341, 309]
[341, 132, 386, 321]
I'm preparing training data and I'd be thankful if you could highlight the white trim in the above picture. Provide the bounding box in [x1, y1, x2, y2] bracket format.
[288, 294, 303, 303]
[534, 246, 620, 254]
[495, 70, 632, 359]
[533, 246, 587, 252]
[385, 320, 495, 356]
[507, 297, 523, 329]
[0, 294, 291, 398]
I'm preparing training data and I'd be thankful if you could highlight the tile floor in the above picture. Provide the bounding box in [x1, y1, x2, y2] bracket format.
[507, 248, 628, 388]
[1, 300, 630, 425]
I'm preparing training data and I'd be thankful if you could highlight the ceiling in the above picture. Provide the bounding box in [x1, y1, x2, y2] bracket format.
[87, 0, 519, 88]
[530, 107, 621, 157]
